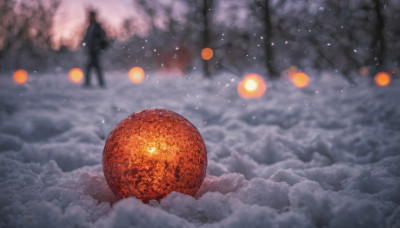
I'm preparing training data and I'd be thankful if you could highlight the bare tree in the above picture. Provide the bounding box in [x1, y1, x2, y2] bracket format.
[250, 0, 278, 78]
[0, 0, 61, 71]
[0, 0, 18, 62]
[201, 0, 213, 77]
[369, 0, 385, 70]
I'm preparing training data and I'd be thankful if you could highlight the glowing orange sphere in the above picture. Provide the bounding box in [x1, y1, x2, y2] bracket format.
[103, 109, 207, 202]
[129, 67, 145, 84]
[201, 48, 213, 61]
[69, 68, 84, 83]
[291, 72, 310, 88]
[237, 73, 267, 98]
[374, 72, 391, 87]
[13, 69, 28, 84]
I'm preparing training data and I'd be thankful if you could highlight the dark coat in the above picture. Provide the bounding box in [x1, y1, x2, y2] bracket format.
[83, 22, 106, 54]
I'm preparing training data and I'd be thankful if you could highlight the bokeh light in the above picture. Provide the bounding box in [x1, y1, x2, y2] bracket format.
[286, 65, 298, 79]
[291, 72, 310, 88]
[129, 67, 145, 84]
[237, 73, 267, 98]
[13, 69, 28, 85]
[374, 72, 391, 87]
[69, 68, 84, 83]
[201, 48, 213, 61]
[103, 109, 207, 202]
[359, 66, 369, 77]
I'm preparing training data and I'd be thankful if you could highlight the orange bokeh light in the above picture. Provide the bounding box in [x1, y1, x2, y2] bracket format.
[374, 72, 391, 87]
[286, 65, 298, 79]
[13, 69, 28, 84]
[129, 67, 145, 84]
[69, 68, 84, 83]
[237, 73, 267, 98]
[103, 109, 207, 202]
[291, 72, 310, 88]
[201, 48, 213, 61]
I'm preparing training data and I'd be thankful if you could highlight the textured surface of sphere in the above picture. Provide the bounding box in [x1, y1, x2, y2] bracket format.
[103, 109, 207, 202]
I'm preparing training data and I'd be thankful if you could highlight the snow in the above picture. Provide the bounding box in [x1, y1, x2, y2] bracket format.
[0, 71, 399, 227]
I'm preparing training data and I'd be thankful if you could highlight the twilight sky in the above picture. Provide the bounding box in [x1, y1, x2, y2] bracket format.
[52, 0, 139, 49]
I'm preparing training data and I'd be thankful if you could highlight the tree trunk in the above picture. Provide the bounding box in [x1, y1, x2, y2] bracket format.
[260, 0, 278, 78]
[202, 0, 212, 77]
[370, 0, 385, 72]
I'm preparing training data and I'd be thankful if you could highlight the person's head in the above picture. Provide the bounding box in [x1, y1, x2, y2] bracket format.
[89, 11, 97, 23]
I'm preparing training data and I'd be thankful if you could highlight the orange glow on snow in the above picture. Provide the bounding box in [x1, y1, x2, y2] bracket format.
[291, 72, 309, 88]
[69, 68, 84, 83]
[374, 72, 391, 87]
[201, 48, 213, 61]
[359, 66, 369, 77]
[238, 73, 267, 98]
[129, 67, 145, 84]
[13, 69, 28, 84]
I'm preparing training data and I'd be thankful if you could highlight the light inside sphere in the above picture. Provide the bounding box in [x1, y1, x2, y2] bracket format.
[201, 48, 213, 61]
[129, 67, 145, 84]
[13, 69, 28, 84]
[148, 147, 156, 153]
[291, 72, 310, 88]
[103, 109, 207, 202]
[69, 68, 84, 83]
[374, 72, 391, 87]
[238, 73, 267, 98]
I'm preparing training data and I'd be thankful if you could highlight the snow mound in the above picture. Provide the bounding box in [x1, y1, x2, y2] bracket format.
[0, 71, 399, 227]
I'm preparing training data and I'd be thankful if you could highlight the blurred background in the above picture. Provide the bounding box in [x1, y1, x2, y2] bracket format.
[0, 0, 399, 78]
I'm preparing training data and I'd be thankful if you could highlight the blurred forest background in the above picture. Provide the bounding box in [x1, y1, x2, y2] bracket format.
[0, 0, 399, 78]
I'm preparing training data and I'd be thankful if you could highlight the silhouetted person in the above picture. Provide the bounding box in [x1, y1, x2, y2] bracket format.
[83, 11, 106, 87]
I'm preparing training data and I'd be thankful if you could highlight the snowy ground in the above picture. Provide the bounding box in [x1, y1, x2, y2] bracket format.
[0, 71, 399, 228]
